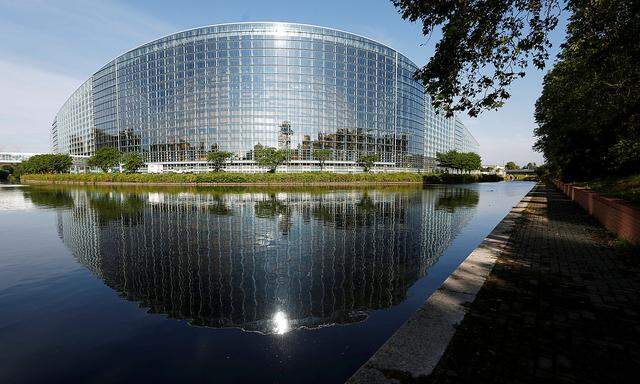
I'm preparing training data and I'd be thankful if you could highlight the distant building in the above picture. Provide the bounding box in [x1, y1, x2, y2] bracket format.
[0, 152, 38, 164]
[52, 22, 479, 173]
[482, 165, 506, 177]
[0, 152, 88, 173]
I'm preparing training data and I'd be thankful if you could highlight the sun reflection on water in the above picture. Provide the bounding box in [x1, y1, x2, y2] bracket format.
[272, 311, 290, 335]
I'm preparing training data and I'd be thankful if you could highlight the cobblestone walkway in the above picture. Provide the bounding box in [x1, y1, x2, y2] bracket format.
[426, 184, 640, 383]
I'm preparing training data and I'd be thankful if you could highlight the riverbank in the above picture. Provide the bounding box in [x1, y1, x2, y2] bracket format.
[350, 184, 640, 383]
[20, 172, 424, 186]
[20, 172, 507, 186]
[424, 173, 504, 184]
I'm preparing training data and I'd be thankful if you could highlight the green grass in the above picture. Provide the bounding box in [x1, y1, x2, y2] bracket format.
[574, 174, 640, 208]
[21, 171, 425, 184]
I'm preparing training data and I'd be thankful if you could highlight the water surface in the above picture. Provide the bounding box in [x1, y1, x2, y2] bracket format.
[0, 182, 534, 383]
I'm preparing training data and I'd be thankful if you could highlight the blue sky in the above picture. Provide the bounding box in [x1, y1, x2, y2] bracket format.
[0, 0, 567, 165]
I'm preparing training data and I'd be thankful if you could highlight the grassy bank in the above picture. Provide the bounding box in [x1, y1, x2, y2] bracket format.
[574, 174, 640, 208]
[21, 172, 425, 185]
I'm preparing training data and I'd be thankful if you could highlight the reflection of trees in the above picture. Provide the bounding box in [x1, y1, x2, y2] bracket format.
[309, 194, 404, 230]
[254, 195, 289, 218]
[436, 188, 480, 212]
[51, 187, 477, 334]
[207, 198, 232, 216]
[89, 193, 145, 225]
[23, 188, 74, 209]
[356, 193, 377, 212]
[254, 194, 293, 234]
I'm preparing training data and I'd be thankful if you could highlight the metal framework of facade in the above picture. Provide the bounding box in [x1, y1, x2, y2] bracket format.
[52, 22, 479, 172]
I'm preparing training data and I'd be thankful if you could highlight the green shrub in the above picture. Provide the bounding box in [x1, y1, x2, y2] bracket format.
[19, 171, 511, 185]
[18, 154, 72, 174]
[479, 174, 504, 182]
[423, 174, 444, 184]
[423, 173, 504, 184]
[0, 168, 10, 181]
[436, 151, 482, 172]
[20, 171, 426, 184]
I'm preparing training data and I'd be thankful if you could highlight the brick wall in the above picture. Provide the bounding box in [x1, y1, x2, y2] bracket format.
[554, 180, 640, 245]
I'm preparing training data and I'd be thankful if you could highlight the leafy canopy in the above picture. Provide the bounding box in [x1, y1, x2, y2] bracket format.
[357, 154, 379, 172]
[88, 147, 121, 172]
[206, 150, 234, 172]
[122, 152, 145, 173]
[505, 161, 519, 170]
[19, 154, 73, 174]
[392, 0, 561, 116]
[534, 0, 640, 180]
[254, 144, 289, 173]
[436, 150, 482, 172]
[0, 165, 14, 181]
[313, 149, 332, 170]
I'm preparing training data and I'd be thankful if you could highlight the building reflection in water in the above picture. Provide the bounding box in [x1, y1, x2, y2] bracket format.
[32, 186, 478, 334]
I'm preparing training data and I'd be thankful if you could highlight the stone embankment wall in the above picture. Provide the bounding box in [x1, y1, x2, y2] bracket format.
[554, 180, 640, 245]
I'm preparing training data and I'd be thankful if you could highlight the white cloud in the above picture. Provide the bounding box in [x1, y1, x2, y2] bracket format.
[0, 0, 173, 40]
[0, 0, 176, 76]
[0, 0, 175, 152]
[0, 61, 82, 152]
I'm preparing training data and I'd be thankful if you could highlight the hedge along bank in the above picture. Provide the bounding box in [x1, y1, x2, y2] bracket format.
[20, 172, 426, 185]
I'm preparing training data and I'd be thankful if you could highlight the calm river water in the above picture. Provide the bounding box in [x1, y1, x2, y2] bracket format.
[0, 182, 534, 384]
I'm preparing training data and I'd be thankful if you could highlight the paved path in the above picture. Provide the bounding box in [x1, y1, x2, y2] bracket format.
[426, 184, 640, 383]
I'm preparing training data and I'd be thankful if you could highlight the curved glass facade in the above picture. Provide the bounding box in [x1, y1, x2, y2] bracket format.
[52, 22, 478, 171]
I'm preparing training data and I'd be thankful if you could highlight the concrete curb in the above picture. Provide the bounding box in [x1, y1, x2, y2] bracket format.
[347, 193, 535, 383]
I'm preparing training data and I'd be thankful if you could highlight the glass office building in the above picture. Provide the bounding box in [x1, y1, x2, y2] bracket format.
[52, 22, 478, 172]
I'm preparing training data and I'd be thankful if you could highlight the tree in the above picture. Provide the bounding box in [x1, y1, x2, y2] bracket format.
[525, 162, 538, 170]
[357, 154, 379, 172]
[206, 150, 234, 172]
[437, 150, 481, 173]
[121, 152, 145, 173]
[436, 151, 457, 170]
[254, 145, 289, 173]
[505, 162, 519, 170]
[0, 165, 12, 181]
[462, 152, 482, 173]
[391, 0, 561, 116]
[534, 0, 639, 180]
[313, 149, 332, 171]
[18, 154, 72, 174]
[51, 154, 73, 173]
[88, 147, 121, 172]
